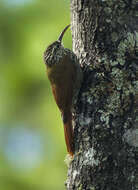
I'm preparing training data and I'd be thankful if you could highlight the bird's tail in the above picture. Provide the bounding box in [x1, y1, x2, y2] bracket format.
[62, 111, 74, 156]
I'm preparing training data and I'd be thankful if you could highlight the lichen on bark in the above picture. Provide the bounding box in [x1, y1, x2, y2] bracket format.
[65, 0, 138, 190]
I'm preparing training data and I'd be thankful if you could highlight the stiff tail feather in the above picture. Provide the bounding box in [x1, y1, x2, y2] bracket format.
[62, 111, 74, 156]
[63, 120, 74, 156]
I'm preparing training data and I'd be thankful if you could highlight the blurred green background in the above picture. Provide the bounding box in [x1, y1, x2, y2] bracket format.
[0, 0, 72, 189]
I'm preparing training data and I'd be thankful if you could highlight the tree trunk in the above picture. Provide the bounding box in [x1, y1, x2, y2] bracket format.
[66, 0, 138, 189]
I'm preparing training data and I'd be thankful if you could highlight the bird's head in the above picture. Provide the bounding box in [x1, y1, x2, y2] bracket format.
[44, 24, 70, 67]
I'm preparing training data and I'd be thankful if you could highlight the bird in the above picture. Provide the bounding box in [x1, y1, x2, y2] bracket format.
[43, 25, 83, 156]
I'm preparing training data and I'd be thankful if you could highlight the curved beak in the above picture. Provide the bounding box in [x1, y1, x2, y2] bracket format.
[58, 24, 70, 43]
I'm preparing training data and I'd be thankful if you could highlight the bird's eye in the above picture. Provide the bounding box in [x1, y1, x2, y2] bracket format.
[56, 44, 60, 48]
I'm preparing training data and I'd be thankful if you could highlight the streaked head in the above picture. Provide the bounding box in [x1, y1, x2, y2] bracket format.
[44, 25, 70, 67]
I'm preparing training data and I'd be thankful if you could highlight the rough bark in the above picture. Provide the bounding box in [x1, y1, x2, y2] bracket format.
[66, 0, 138, 190]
